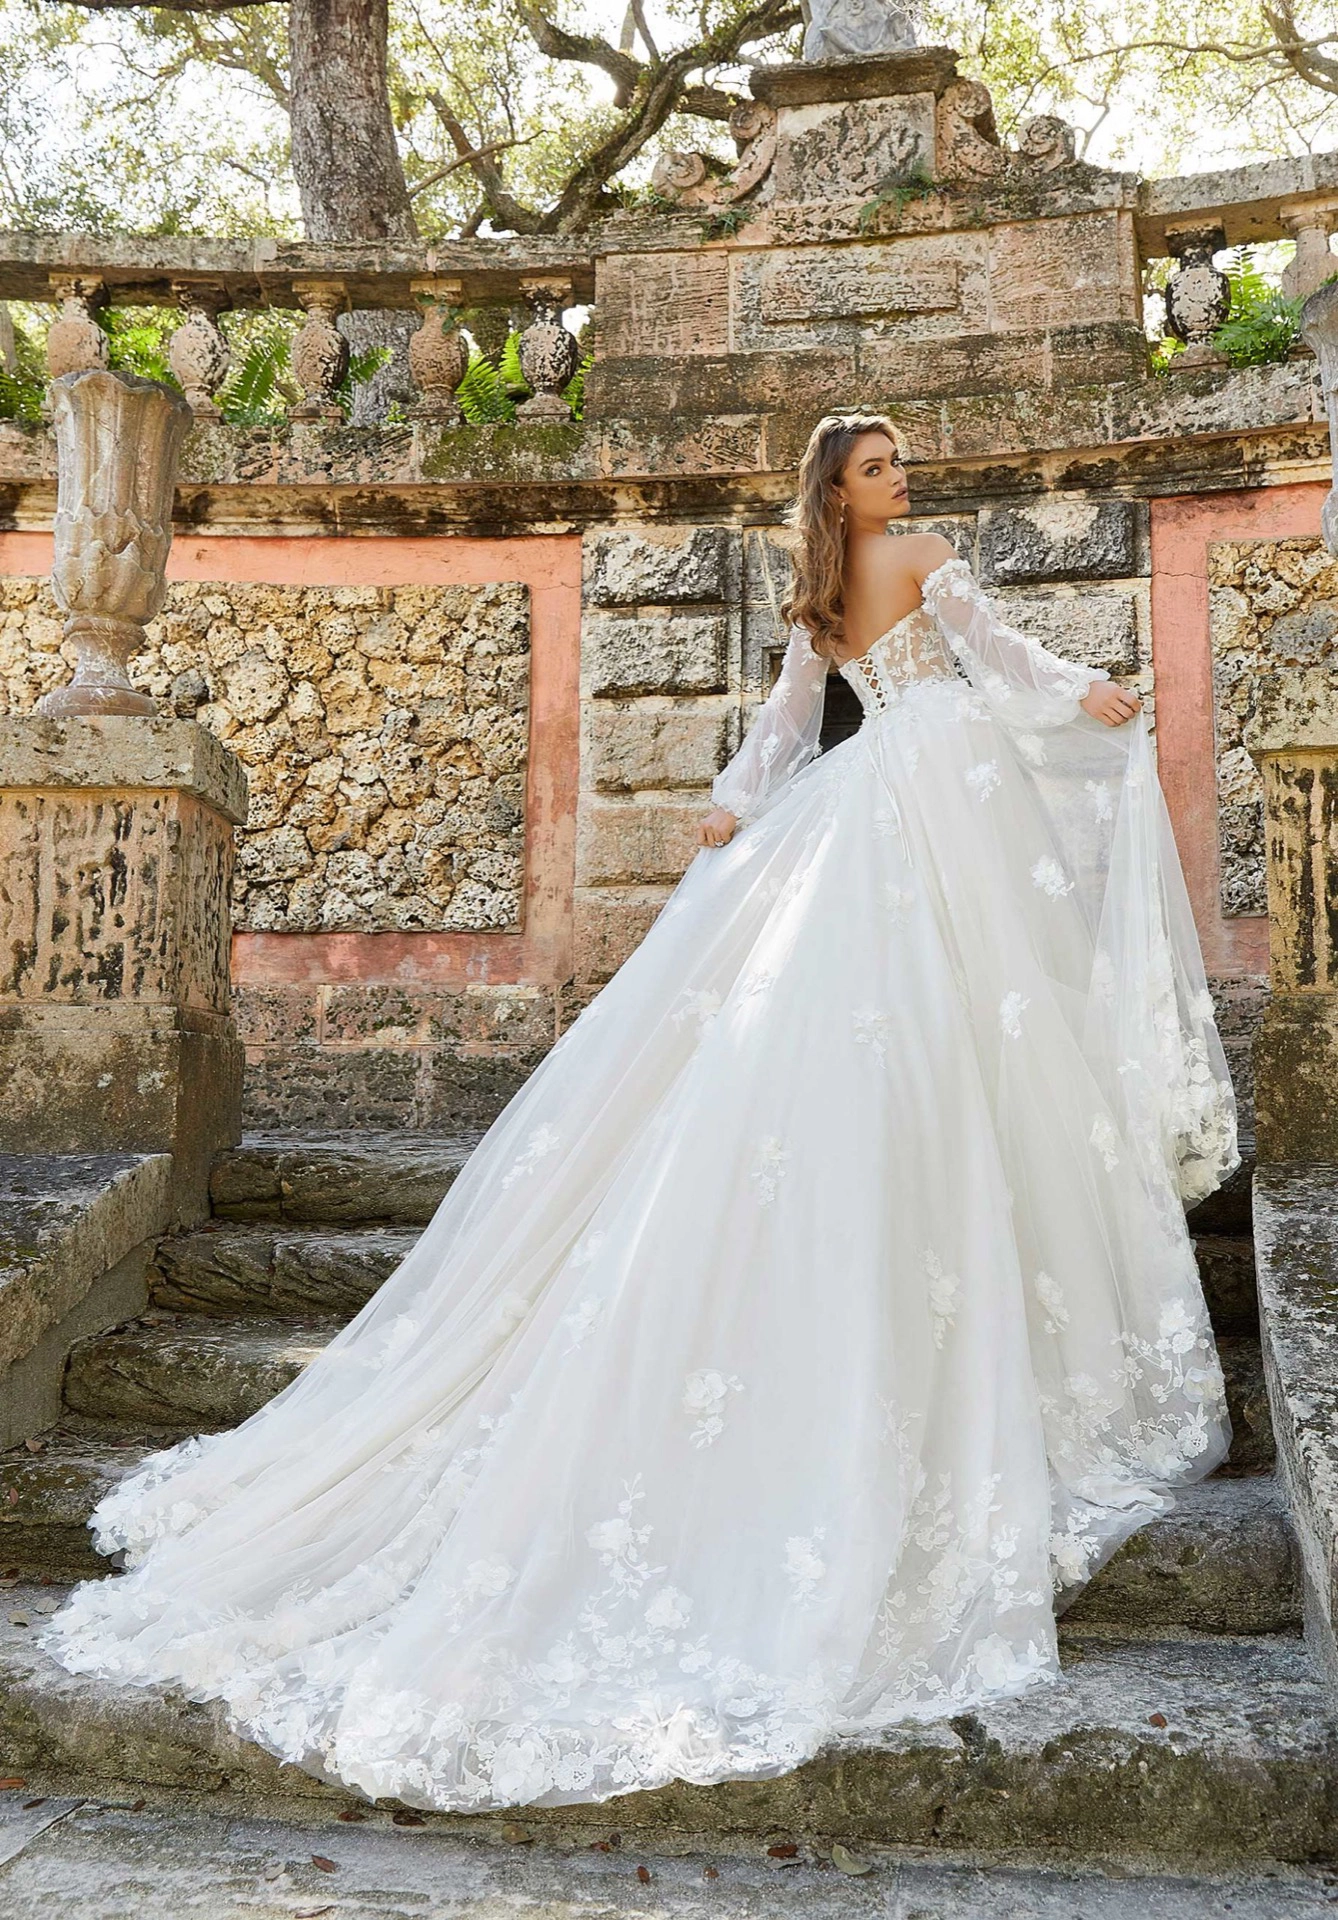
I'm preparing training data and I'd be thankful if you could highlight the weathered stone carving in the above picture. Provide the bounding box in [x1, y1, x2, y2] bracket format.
[517, 276, 580, 419]
[936, 79, 1078, 182]
[1016, 114, 1077, 172]
[45, 276, 109, 378]
[800, 0, 917, 61]
[1164, 224, 1231, 366]
[651, 102, 778, 210]
[291, 280, 350, 421]
[1301, 277, 1338, 553]
[408, 276, 468, 423]
[168, 280, 231, 417]
[37, 369, 192, 719]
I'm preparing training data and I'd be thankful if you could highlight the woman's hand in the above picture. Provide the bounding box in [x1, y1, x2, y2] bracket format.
[1081, 682, 1142, 727]
[698, 806, 738, 848]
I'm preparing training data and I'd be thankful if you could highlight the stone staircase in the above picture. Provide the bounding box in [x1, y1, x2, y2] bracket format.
[3, 1128, 1337, 1873]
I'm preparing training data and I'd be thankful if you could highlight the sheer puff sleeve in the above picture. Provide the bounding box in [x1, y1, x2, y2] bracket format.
[710, 624, 829, 824]
[922, 553, 1110, 729]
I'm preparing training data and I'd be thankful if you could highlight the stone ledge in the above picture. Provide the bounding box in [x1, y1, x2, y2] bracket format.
[1254, 1162, 1338, 1688]
[748, 47, 960, 106]
[0, 1152, 172, 1380]
[0, 717, 248, 825]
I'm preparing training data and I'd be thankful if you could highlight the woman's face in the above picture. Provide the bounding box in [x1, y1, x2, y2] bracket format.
[833, 431, 909, 524]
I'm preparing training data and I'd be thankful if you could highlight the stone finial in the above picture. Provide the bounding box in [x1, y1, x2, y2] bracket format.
[517, 276, 580, 420]
[408, 276, 468, 424]
[1280, 199, 1338, 301]
[801, 0, 917, 61]
[168, 280, 231, 418]
[1164, 224, 1231, 367]
[37, 369, 192, 719]
[291, 280, 350, 422]
[46, 276, 109, 379]
[1301, 277, 1338, 554]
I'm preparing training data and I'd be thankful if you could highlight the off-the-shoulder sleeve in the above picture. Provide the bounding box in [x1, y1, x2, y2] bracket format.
[711, 624, 829, 823]
[922, 554, 1110, 728]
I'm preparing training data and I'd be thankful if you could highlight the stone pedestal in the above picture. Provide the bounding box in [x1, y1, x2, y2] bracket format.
[0, 716, 248, 1222]
[1246, 669, 1338, 1162]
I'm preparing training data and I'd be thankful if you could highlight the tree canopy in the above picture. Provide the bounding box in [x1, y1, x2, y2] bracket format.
[1, 0, 1334, 241]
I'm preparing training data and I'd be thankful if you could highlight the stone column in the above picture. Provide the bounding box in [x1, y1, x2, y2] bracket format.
[0, 718, 248, 1223]
[1302, 278, 1338, 556]
[1247, 669, 1338, 1161]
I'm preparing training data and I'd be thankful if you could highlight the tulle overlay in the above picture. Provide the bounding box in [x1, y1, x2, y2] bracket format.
[41, 556, 1238, 1812]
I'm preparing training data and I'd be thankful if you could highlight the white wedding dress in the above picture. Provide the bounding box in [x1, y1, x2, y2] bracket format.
[41, 554, 1239, 1813]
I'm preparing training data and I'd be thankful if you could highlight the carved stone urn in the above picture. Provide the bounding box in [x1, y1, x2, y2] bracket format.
[37, 369, 193, 717]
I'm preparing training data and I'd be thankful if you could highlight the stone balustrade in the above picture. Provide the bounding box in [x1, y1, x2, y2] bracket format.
[1137, 151, 1338, 370]
[0, 236, 596, 424]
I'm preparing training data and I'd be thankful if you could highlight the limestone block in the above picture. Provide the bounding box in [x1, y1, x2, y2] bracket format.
[585, 610, 728, 698]
[576, 797, 706, 887]
[573, 885, 671, 982]
[586, 705, 730, 791]
[584, 526, 731, 607]
[0, 1004, 243, 1222]
[771, 94, 936, 203]
[596, 251, 729, 360]
[733, 233, 987, 352]
[0, 1149, 170, 1386]
[991, 587, 1140, 674]
[978, 499, 1140, 585]
[987, 212, 1138, 332]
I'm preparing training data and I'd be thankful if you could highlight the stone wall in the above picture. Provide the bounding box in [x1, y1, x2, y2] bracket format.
[1210, 538, 1338, 918]
[574, 500, 1154, 987]
[0, 577, 530, 935]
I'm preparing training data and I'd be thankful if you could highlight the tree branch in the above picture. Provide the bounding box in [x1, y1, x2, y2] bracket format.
[425, 88, 546, 232]
[514, 5, 643, 107]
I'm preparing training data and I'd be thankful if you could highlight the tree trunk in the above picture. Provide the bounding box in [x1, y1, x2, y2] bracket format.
[289, 0, 415, 241]
[289, 0, 418, 421]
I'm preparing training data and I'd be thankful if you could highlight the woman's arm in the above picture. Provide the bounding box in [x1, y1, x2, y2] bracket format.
[700, 624, 829, 844]
[918, 547, 1136, 728]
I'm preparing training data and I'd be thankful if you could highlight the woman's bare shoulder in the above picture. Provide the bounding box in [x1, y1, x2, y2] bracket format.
[869, 530, 958, 585]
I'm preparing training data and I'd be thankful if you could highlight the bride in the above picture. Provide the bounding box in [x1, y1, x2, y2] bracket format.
[41, 410, 1238, 1814]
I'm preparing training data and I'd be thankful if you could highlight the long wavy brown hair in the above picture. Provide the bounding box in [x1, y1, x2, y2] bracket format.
[781, 411, 903, 660]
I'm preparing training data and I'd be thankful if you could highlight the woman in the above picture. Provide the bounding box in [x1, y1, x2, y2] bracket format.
[41, 412, 1237, 1814]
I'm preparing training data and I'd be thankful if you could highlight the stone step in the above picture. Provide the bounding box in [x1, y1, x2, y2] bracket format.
[61, 1315, 339, 1432]
[0, 1613, 1335, 1866]
[8, 1792, 1338, 1918]
[1193, 1232, 1257, 1334]
[150, 1224, 420, 1319]
[209, 1132, 482, 1226]
[0, 1414, 1301, 1638]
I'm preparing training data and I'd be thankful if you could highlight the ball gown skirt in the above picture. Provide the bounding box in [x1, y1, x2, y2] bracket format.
[40, 555, 1239, 1813]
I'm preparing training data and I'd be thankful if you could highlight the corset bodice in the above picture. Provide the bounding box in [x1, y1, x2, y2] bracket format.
[836, 608, 958, 716]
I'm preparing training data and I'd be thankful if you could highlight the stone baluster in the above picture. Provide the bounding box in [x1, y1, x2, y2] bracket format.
[1164, 224, 1230, 368]
[45, 275, 109, 379]
[168, 279, 231, 418]
[291, 279, 350, 421]
[408, 276, 468, 423]
[1281, 200, 1338, 301]
[1301, 278, 1338, 555]
[1247, 669, 1338, 1160]
[37, 369, 192, 719]
[517, 275, 580, 419]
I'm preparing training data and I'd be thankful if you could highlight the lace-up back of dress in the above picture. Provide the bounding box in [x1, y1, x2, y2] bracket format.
[837, 607, 957, 716]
